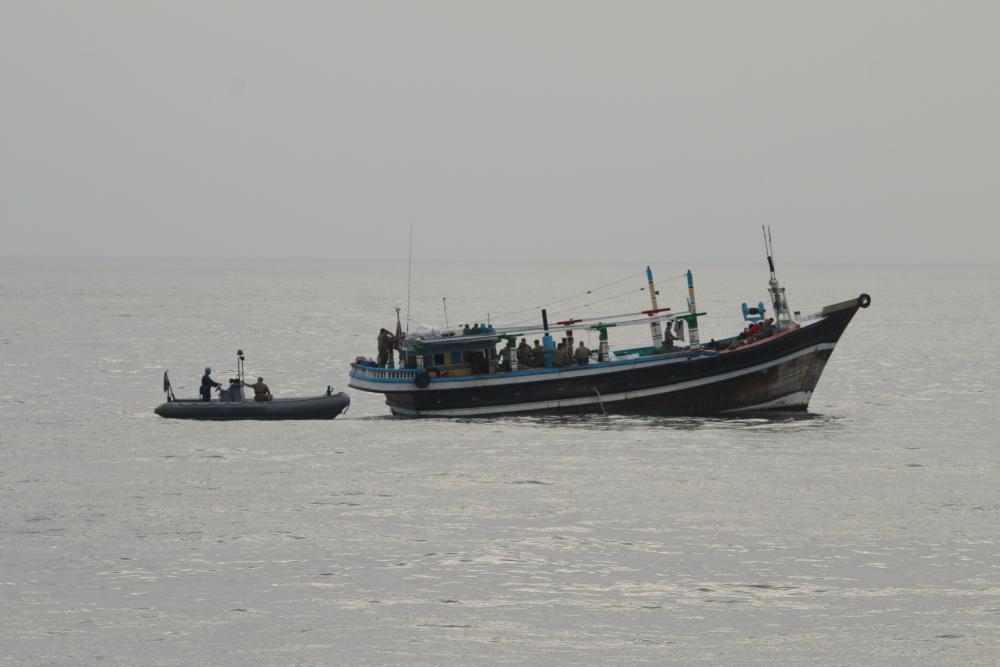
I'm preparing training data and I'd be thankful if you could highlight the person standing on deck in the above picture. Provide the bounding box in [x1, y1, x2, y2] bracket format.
[553, 343, 570, 367]
[377, 328, 395, 367]
[200, 367, 221, 401]
[660, 325, 676, 353]
[516, 339, 532, 367]
[497, 342, 513, 372]
[574, 342, 591, 366]
[531, 340, 545, 367]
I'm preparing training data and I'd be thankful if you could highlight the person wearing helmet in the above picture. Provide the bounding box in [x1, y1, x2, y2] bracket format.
[200, 367, 221, 401]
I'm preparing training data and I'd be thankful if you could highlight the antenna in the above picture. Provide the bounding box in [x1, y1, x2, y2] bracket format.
[405, 222, 413, 333]
[442, 297, 449, 330]
[762, 225, 776, 278]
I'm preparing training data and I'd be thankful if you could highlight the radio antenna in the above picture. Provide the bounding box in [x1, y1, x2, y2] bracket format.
[406, 222, 413, 333]
[762, 225, 777, 279]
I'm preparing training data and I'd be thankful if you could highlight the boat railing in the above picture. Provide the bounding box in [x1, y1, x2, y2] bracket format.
[350, 365, 419, 380]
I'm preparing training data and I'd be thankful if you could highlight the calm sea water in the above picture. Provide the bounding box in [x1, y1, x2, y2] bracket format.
[1, 258, 998, 665]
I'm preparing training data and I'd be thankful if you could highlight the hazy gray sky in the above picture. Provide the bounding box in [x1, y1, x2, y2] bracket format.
[1, 1, 997, 263]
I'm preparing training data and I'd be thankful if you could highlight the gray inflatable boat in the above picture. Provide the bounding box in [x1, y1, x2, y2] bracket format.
[155, 391, 350, 420]
[155, 355, 349, 420]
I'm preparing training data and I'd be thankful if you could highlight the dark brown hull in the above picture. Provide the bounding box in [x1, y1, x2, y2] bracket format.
[349, 296, 866, 417]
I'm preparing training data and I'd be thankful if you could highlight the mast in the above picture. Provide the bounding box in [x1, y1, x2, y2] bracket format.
[541, 309, 554, 368]
[393, 306, 403, 368]
[405, 222, 413, 334]
[762, 226, 793, 327]
[646, 266, 663, 349]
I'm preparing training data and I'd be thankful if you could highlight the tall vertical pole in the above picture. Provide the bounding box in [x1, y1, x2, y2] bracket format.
[393, 306, 403, 369]
[646, 265, 663, 350]
[687, 269, 701, 348]
[405, 223, 413, 334]
[596, 325, 611, 362]
[541, 309, 554, 368]
[763, 226, 792, 327]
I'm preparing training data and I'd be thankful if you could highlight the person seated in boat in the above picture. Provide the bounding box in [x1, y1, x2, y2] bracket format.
[200, 367, 221, 401]
[761, 317, 775, 337]
[745, 320, 764, 341]
[516, 338, 532, 367]
[497, 342, 513, 371]
[243, 376, 273, 402]
[552, 342, 570, 367]
[574, 342, 591, 365]
[462, 324, 471, 335]
[376, 328, 396, 367]
[531, 340, 545, 367]
[660, 326, 677, 353]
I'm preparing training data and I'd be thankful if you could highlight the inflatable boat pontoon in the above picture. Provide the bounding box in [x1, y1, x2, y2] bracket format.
[155, 391, 350, 420]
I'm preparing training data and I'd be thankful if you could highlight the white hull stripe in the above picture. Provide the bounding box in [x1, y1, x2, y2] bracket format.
[350, 349, 715, 392]
[718, 390, 812, 413]
[349, 320, 829, 393]
[388, 342, 837, 417]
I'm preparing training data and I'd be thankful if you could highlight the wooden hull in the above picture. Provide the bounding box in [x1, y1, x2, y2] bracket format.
[349, 296, 866, 418]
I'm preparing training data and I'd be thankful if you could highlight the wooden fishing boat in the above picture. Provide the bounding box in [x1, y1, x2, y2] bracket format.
[349, 232, 870, 417]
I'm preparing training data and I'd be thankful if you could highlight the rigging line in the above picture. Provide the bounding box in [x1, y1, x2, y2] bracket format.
[501, 285, 650, 328]
[537, 271, 689, 322]
[492, 271, 687, 323]
[498, 272, 684, 328]
[491, 269, 645, 321]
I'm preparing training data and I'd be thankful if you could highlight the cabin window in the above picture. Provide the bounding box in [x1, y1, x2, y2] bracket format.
[423, 355, 432, 367]
[433, 353, 445, 366]
[462, 351, 472, 363]
[450, 352, 462, 364]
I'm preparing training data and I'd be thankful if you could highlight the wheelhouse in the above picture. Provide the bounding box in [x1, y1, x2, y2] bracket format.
[398, 332, 502, 377]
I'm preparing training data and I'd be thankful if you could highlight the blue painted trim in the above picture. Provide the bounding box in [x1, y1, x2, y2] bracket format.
[349, 349, 719, 385]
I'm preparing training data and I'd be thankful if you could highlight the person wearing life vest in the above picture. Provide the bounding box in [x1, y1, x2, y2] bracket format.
[200, 367, 221, 401]
[243, 376, 273, 402]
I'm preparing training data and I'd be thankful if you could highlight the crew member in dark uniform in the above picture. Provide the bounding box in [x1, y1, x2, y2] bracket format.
[660, 326, 676, 353]
[200, 367, 221, 401]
